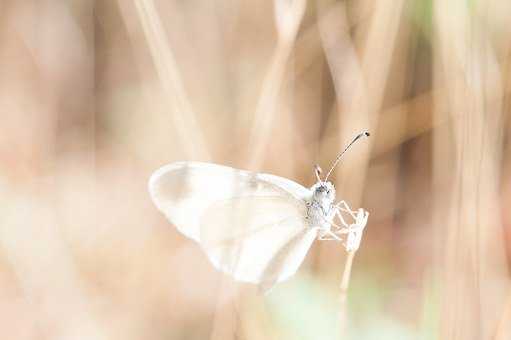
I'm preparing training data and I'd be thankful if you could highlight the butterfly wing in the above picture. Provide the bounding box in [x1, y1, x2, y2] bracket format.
[148, 161, 311, 241]
[149, 161, 316, 288]
[200, 196, 317, 290]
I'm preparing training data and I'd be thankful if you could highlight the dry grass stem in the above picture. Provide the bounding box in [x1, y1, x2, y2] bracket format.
[133, 0, 210, 160]
[246, 0, 306, 169]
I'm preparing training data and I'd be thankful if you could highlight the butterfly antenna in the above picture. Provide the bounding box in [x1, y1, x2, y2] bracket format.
[314, 165, 323, 183]
[324, 131, 370, 181]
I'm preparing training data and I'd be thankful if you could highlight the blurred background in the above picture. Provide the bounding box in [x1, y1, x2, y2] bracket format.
[1, 0, 511, 339]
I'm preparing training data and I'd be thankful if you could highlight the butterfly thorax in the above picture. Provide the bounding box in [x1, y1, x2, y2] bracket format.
[306, 182, 336, 231]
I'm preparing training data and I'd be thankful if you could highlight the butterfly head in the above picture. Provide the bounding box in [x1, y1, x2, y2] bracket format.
[311, 181, 336, 205]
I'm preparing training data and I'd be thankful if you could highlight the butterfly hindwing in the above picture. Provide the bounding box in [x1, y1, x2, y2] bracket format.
[199, 196, 317, 289]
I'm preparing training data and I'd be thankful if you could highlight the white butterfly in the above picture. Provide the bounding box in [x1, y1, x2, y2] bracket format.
[149, 132, 370, 291]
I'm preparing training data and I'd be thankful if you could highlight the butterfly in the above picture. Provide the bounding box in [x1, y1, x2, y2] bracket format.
[148, 132, 370, 292]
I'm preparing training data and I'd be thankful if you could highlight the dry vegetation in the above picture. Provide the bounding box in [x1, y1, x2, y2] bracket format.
[0, 0, 511, 339]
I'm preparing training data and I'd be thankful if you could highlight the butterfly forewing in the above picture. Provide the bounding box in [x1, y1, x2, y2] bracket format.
[149, 162, 311, 241]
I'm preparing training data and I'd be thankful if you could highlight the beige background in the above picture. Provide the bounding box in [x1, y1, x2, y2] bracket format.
[1, 1, 511, 339]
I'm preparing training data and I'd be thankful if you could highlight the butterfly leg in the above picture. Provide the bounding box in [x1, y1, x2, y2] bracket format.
[321, 211, 349, 235]
[326, 206, 354, 237]
[317, 216, 350, 242]
[333, 209, 350, 231]
[318, 230, 344, 241]
[334, 200, 358, 219]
